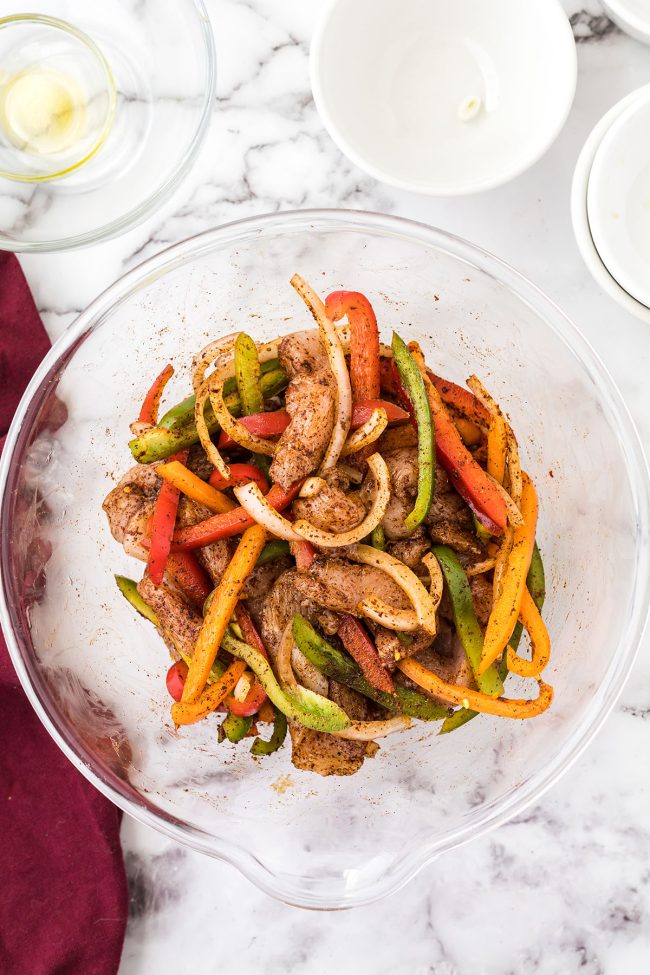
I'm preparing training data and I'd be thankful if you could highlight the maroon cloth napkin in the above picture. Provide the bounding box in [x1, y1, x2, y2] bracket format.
[0, 253, 128, 975]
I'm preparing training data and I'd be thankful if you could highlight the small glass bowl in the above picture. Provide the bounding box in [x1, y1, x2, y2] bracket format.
[1, 211, 648, 909]
[0, 15, 116, 182]
[0, 0, 215, 252]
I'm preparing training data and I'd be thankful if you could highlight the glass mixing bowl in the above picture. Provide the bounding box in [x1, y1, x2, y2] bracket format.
[1, 210, 648, 909]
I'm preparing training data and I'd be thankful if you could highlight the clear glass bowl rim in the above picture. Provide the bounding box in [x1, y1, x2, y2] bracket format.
[0, 0, 215, 253]
[1, 208, 649, 909]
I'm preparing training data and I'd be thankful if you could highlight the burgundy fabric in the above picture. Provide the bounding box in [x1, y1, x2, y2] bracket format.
[0, 253, 128, 975]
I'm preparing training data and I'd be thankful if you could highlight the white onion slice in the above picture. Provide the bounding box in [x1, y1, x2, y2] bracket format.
[358, 595, 419, 631]
[290, 274, 352, 473]
[332, 716, 412, 740]
[233, 481, 302, 541]
[293, 454, 390, 548]
[341, 408, 388, 457]
[348, 543, 437, 636]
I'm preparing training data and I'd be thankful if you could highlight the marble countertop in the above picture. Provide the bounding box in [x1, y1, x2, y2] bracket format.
[18, 0, 650, 970]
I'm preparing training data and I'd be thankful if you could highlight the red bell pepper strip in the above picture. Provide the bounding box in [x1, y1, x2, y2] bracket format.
[325, 291, 380, 400]
[351, 399, 409, 426]
[148, 449, 188, 584]
[379, 357, 417, 423]
[337, 615, 395, 694]
[166, 660, 188, 702]
[408, 346, 508, 535]
[225, 603, 269, 717]
[138, 364, 174, 425]
[218, 411, 289, 449]
[209, 463, 269, 494]
[171, 480, 303, 551]
[428, 372, 491, 428]
[217, 401, 407, 451]
[291, 539, 316, 571]
[166, 551, 213, 608]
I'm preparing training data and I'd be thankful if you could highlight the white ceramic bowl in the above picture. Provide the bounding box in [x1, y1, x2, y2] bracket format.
[588, 91, 650, 309]
[311, 0, 576, 196]
[571, 86, 650, 325]
[602, 0, 650, 44]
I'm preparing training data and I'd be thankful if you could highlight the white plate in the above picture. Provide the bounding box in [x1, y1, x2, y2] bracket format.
[571, 86, 650, 324]
[311, 0, 576, 196]
[588, 92, 650, 309]
[602, 0, 650, 44]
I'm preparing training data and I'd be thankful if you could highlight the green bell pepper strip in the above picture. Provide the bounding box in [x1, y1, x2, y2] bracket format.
[256, 539, 291, 567]
[292, 614, 448, 721]
[234, 333, 265, 417]
[234, 332, 271, 477]
[440, 541, 547, 735]
[250, 706, 288, 756]
[158, 359, 281, 432]
[371, 523, 386, 550]
[129, 367, 288, 464]
[432, 546, 503, 697]
[221, 630, 350, 733]
[391, 333, 435, 530]
[115, 575, 160, 626]
[221, 712, 253, 743]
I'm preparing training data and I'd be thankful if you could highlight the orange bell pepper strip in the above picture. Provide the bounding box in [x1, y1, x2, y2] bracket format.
[171, 480, 303, 550]
[147, 449, 188, 585]
[138, 363, 174, 425]
[455, 417, 483, 447]
[408, 344, 508, 535]
[506, 587, 551, 678]
[181, 524, 267, 703]
[487, 413, 507, 485]
[156, 460, 236, 514]
[397, 658, 553, 719]
[325, 290, 380, 400]
[479, 471, 538, 674]
[172, 660, 247, 725]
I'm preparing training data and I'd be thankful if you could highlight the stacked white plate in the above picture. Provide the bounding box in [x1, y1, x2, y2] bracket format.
[572, 85, 650, 324]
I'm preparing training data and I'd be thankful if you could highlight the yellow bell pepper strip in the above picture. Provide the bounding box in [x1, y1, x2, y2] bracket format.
[181, 524, 267, 703]
[454, 417, 483, 447]
[397, 657, 553, 719]
[487, 413, 507, 485]
[172, 660, 247, 725]
[234, 332, 265, 417]
[506, 588, 550, 677]
[250, 705, 288, 756]
[391, 333, 435, 530]
[138, 363, 174, 425]
[114, 575, 160, 626]
[156, 460, 236, 514]
[129, 365, 288, 464]
[221, 630, 351, 733]
[478, 471, 538, 675]
[408, 344, 508, 535]
[432, 546, 503, 697]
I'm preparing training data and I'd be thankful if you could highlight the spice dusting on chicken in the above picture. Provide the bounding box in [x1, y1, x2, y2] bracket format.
[104, 275, 552, 776]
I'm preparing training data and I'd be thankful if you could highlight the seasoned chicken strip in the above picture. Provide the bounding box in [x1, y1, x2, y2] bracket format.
[269, 330, 335, 488]
[102, 465, 160, 543]
[292, 480, 366, 534]
[137, 575, 202, 661]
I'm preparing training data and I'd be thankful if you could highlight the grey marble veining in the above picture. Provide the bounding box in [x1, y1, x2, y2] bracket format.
[14, 0, 650, 970]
